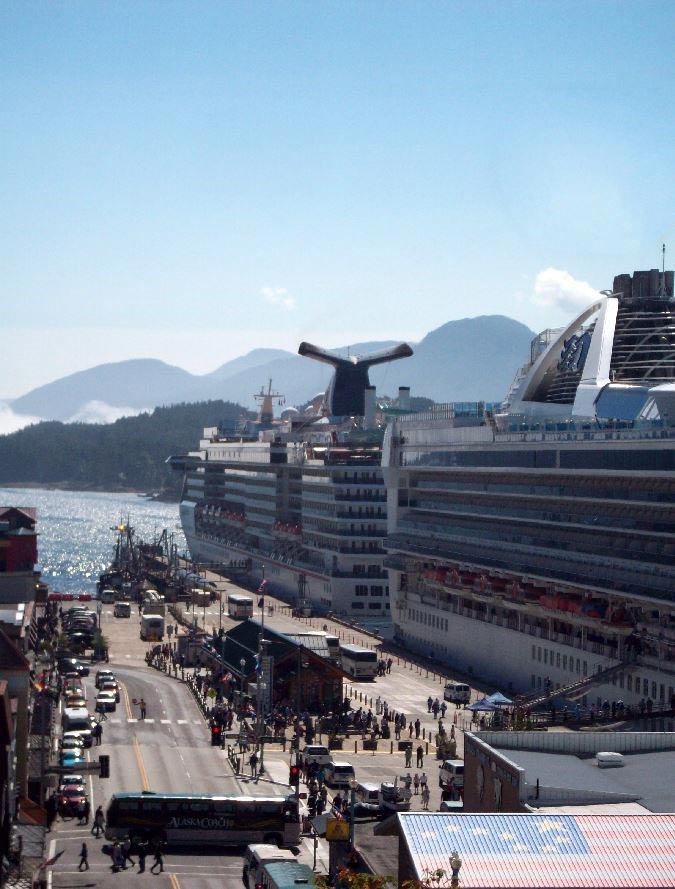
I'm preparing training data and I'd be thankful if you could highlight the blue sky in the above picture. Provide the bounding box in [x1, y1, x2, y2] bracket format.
[1, 0, 673, 401]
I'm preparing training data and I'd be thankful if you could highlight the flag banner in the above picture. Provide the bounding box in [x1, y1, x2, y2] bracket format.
[258, 579, 268, 593]
[39, 850, 64, 870]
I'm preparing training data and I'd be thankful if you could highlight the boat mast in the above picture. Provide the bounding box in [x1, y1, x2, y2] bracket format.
[253, 379, 284, 424]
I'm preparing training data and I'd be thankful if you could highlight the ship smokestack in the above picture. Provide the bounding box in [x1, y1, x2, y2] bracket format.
[398, 387, 410, 411]
[364, 386, 376, 428]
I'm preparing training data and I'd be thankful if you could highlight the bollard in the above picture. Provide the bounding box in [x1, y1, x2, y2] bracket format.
[390, 741, 393, 754]
[422, 728, 425, 740]
[355, 740, 357, 754]
[426, 742, 429, 755]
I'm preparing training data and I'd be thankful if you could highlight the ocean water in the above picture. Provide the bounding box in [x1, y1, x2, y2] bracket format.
[0, 487, 184, 595]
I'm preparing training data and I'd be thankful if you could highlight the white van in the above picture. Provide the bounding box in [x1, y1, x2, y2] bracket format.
[356, 782, 380, 806]
[438, 759, 464, 789]
[324, 761, 356, 788]
[242, 844, 296, 889]
[62, 707, 93, 746]
[443, 682, 471, 704]
[100, 589, 116, 604]
[113, 601, 131, 618]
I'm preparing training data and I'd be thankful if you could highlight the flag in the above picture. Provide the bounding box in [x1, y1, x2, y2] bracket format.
[258, 579, 268, 594]
[254, 653, 263, 676]
[39, 850, 64, 870]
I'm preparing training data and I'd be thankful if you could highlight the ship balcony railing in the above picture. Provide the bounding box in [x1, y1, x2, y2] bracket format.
[302, 528, 386, 539]
[330, 569, 389, 578]
[333, 493, 387, 502]
[331, 477, 384, 486]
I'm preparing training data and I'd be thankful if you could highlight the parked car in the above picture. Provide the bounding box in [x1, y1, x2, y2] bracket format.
[63, 729, 93, 750]
[61, 736, 85, 753]
[58, 773, 86, 791]
[95, 670, 116, 689]
[99, 679, 120, 702]
[60, 751, 86, 769]
[57, 657, 90, 677]
[438, 759, 464, 790]
[95, 691, 116, 713]
[56, 784, 88, 816]
[324, 761, 356, 788]
[65, 695, 87, 710]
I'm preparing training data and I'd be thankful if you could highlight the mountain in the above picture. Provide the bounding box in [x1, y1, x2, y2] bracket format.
[10, 316, 535, 422]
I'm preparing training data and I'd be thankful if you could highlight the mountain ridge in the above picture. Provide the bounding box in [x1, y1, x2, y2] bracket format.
[11, 315, 535, 421]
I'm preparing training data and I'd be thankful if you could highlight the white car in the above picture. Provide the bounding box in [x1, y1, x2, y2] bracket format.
[61, 736, 85, 752]
[300, 744, 333, 768]
[95, 691, 116, 713]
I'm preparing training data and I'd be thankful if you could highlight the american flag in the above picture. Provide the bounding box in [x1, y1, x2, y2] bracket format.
[402, 814, 675, 887]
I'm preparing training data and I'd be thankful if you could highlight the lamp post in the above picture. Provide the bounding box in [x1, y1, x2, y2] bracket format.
[239, 657, 246, 712]
[348, 776, 358, 850]
[449, 849, 462, 887]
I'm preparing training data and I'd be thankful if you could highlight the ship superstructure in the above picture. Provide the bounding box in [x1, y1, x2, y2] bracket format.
[171, 342, 412, 621]
[383, 269, 675, 709]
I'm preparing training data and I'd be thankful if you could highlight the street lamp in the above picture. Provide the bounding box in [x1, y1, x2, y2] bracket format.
[348, 776, 358, 850]
[239, 657, 246, 712]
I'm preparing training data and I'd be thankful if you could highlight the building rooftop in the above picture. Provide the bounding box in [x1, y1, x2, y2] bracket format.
[395, 813, 675, 888]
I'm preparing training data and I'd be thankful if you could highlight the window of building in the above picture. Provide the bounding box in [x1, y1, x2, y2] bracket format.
[532, 645, 536, 660]
[370, 586, 383, 596]
[627, 675, 633, 692]
[351, 602, 364, 610]
[562, 655, 567, 670]
[537, 647, 542, 662]
[556, 653, 560, 668]
[368, 602, 381, 610]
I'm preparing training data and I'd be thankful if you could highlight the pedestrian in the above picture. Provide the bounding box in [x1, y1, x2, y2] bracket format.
[78, 842, 89, 871]
[414, 718, 421, 738]
[122, 837, 136, 867]
[150, 849, 164, 873]
[420, 771, 428, 793]
[94, 722, 103, 745]
[82, 799, 91, 824]
[92, 805, 105, 837]
[427, 696, 433, 713]
[138, 844, 147, 874]
[111, 841, 126, 872]
[413, 773, 420, 795]
[139, 699, 147, 720]
[408, 721, 414, 738]
[46, 794, 57, 831]
[416, 744, 424, 767]
[421, 784, 430, 810]
[386, 658, 392, 674]
[249, 751, 259, 776]
[405, 745, 412, 768]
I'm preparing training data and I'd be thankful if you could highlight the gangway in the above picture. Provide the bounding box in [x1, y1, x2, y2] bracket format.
[516, 660, 631, 709]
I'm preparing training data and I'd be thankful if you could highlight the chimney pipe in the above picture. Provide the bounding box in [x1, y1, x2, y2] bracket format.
[398, 387, 410, 411]
[364, 387, 376, 428]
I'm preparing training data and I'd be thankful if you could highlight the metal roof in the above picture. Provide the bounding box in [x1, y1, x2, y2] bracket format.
[398, 813, 675, 887]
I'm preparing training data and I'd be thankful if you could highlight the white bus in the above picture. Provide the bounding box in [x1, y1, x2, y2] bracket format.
[105, 792, 300, 849]
[339, 644, 378, 680]
[228, 594, 254, 620]
[140, 613, 165, 641]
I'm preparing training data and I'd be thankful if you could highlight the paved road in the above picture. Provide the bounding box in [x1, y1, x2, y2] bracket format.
[49, 591, 486, 887]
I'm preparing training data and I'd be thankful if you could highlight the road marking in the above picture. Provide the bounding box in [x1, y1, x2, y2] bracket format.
[176, 719, 188, 724]
[170, 872, 181, 889]
[160, 719, 171, 724]
[121, 676, 132, 720]
[127, 718, 138, 723]
[133, 736, 150, 790]
[192, 720, 201, 725]
[110, 718, 122, 724]
[143, 718, 155, 723]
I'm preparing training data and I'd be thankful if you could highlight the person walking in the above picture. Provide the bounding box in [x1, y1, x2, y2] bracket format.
[414, 719, 421, 738]
[249, 751, 259, 777]
[78, 842, 89, 871]
[92, 805, 105, 838]
[94, 722, 103, 745]
[421, 784, 430, 810]
[426, 696, 433, 713]
[137, 844, 147, 874]
[122, 837, 136, 868]
[413, 773, 420, 795]
[420, 771, 428, 795]
[405, 745, 413, 768]
[150, 848, 164, 874]
[416, 744, 424, 767]
[111, 841, 126, 872]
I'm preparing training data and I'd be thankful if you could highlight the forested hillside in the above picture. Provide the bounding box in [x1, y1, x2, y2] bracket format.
[0, 401, 249, 495]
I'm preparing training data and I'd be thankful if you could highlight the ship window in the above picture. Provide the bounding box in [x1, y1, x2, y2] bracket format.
[351, 602, 364, 610]
[368, 602, 381, 610]
[627, 675, 633, 691]
[652, 682, 658, 700]
[370, 587, 383, 596]
[576, 659, 581, 674]
[531, 675, 536, 688]
[537, 647, 542, 662]
[532, 645, 536, 660]
[562, 655, 567, 670]
[643, 679, 649, 695]
[543, 650, 548, 664]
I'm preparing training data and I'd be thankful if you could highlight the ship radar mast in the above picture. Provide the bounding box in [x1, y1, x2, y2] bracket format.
[254, 379, 285, 424]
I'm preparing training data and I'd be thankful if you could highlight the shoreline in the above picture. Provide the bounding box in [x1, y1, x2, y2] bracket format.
[0, 481, 180, 502]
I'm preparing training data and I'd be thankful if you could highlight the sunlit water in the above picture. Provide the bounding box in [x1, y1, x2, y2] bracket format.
[0, 487, 184, 595]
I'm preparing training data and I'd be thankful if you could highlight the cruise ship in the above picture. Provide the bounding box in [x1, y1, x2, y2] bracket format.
[170, 342, 413, 621]
[382, 268, 675, 709]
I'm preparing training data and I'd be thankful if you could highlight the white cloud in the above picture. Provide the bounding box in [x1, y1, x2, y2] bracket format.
[66, 401, 149, 424]
[531, 268, 600, 313]
[0, 402, 43, 435]
[261, 286, 296, 310]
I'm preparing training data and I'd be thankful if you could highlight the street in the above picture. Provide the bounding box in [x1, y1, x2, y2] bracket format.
[48, 589, 487, 888]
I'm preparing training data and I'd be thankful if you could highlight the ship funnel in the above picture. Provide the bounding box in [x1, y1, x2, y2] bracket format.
[364, 387, 376, 428]
[298, 340, 413, 417]
[398, 387, 410, 411]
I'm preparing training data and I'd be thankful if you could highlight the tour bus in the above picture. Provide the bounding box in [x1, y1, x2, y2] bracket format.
[104, 792, 300, 849]
[140, 613, 165, 641]
[339, 644, 378, 680]
[228, 594, 254, 620]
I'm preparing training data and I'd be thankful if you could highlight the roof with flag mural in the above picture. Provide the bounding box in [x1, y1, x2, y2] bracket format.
[395, 813, 675, 887]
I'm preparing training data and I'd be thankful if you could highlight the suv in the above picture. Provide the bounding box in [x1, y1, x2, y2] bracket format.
[438, 759, 464, 790]
[324, 761, 356, 788]
[95, 670, 115, 689]
[300, 744, 333, 768]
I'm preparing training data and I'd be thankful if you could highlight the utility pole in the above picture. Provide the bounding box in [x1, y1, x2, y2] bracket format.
[256, 566, 267, 775]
